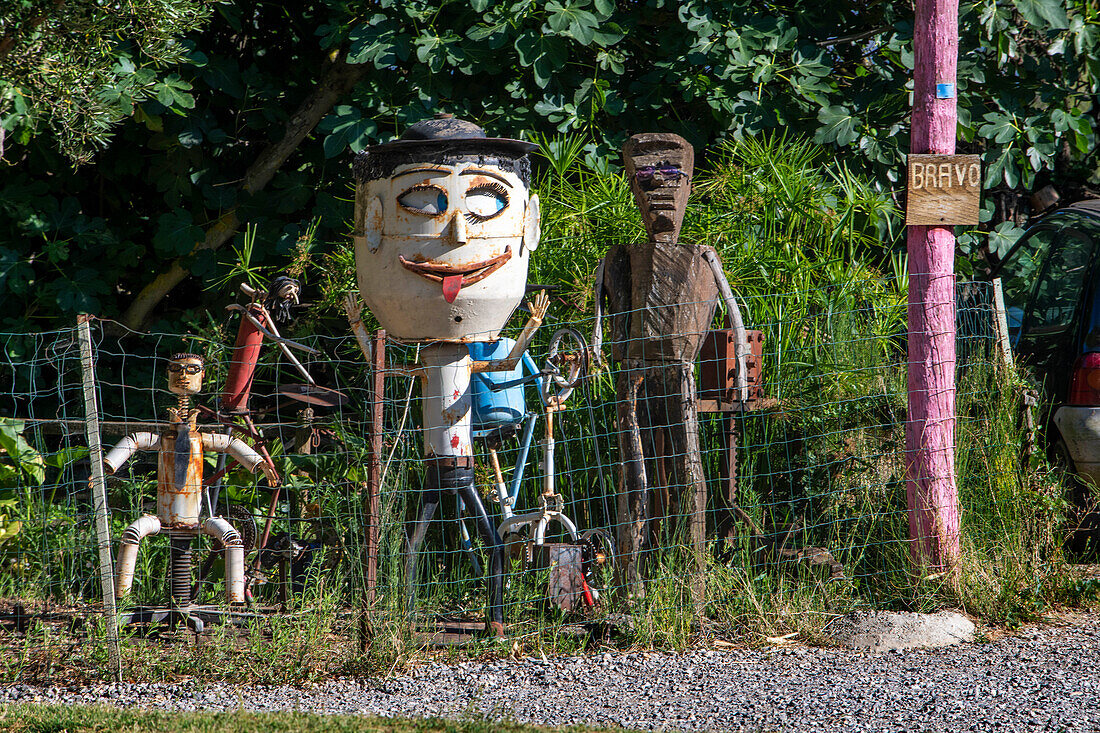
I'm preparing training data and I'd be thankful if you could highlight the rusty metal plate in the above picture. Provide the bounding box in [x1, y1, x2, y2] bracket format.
[533, 543, 585, 613]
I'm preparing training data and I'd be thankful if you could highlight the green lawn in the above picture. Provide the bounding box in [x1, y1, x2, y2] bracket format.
[0, 705, 636, 733]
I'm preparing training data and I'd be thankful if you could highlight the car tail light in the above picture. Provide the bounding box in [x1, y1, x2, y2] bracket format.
[1069, 352, 1100, 405]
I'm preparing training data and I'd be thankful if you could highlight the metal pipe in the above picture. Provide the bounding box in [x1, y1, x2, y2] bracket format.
[591, 258, 605, 368]
[103, 432, 160, 474]
[221, 304, 267, 413]
[225, 304, 320, 355]
[702, 248, 750, 400]
[543, 408, 555, 497]
[508, 413, 537, 506]
[115, 514, 161, 598]
[202, 517, 245, 603]
[201, 432, 266, 473]
[456, 483, 505, 635]
[535, 512, 579, 545]
[256, 303, 318, 380]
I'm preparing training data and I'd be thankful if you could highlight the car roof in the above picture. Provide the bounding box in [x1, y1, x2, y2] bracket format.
[989, 199, 1100, 278]
[1064, 199, 1100, 217]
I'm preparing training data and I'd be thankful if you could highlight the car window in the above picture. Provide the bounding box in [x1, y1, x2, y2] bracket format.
[1020, 229, 1095, 338]
[998, 229, 1058, 339]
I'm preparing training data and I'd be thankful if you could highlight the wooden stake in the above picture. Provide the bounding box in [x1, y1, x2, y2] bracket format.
[76, 315, 122, 682]
[906, 0, 962, 570]
[991, 278, 1014, 371]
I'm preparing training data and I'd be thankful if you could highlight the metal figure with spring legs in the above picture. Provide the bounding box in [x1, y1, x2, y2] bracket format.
[351, 114, 546, 637]
[103, 353, 280, 632]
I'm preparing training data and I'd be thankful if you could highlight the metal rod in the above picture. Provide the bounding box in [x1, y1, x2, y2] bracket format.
[225, 304, 320, 355]
[254, 305, 318, 385]
[508, 413, 537, 506]
[76, 314, 122, 682]
[362, 329, 385, 649]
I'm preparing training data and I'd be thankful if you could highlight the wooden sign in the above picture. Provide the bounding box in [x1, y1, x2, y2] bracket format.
[905, 154, 982, 226]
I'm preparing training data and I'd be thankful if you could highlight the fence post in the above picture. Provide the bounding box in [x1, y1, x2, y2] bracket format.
[76, 314, 122, 681]
[360, 329, 385, 650]
[906, 0, 962, 570]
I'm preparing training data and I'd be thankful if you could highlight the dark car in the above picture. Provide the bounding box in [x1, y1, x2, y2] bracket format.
[993, 200, 1100, 495]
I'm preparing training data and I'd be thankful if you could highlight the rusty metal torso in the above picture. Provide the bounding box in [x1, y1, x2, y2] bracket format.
[156, 410, 204, 528]
[603, 241, 720, 364]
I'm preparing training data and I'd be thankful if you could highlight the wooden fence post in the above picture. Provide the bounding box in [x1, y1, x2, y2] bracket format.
[360, 329, 385, 649]
[906, 0, 962, 570]
[76, 314, 122, 681]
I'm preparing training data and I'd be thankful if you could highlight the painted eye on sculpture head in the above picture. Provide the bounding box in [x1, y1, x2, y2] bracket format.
[464, 183, 509, 223]
[397, 185, 448, 215]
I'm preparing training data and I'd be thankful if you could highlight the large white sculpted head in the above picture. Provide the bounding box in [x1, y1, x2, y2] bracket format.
[352, 115, 541, 342]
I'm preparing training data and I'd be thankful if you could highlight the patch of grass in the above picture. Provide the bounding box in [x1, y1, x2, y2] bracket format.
[0, 705, 639, 733]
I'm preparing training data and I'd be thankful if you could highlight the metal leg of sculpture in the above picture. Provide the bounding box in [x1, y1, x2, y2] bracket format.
[405, 489, 441, 624]
[456, 483, 505, 636]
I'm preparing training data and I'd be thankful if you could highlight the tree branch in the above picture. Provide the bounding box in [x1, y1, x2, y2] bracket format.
[120, 54, 367, 331]
[815, 26, 891, 47]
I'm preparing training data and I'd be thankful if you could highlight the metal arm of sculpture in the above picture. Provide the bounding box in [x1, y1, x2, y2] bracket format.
[471, 290, 550, 374]
[701, 247, 750, 402]
[591, 258, 606, 369]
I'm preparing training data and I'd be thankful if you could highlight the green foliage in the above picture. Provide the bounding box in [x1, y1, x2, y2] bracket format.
[0, 0, 1097, 332]
[0, 0, 214, 162]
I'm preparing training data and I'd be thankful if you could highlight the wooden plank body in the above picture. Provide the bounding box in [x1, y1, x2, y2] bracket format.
[603, 242, 720, 364]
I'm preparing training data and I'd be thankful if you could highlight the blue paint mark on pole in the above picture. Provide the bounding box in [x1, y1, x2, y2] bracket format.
[936, 83, 956, 99]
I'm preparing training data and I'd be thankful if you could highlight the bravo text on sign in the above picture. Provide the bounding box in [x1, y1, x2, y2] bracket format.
[905, 154, 982, 227]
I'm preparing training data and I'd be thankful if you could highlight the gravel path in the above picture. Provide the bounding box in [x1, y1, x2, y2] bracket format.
[3, 613, 1100, 732]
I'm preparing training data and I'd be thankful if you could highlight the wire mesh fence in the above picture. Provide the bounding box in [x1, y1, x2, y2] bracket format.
[0, 276, 1050, 677]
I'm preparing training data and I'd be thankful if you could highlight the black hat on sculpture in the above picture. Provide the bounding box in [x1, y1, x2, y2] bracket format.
[364, 112, 537, 157]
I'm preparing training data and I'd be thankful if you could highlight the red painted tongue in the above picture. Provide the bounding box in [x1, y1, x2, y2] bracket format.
[442, 275, 463, 304]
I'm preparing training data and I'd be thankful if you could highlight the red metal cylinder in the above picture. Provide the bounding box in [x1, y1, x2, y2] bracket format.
[221, 305, 266, 413]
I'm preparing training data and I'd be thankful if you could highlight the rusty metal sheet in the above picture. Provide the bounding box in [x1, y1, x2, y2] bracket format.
[700, 329, 764, 405]
[534, 543, 586, 613]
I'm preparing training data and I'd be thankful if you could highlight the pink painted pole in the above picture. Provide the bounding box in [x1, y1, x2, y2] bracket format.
[906, 0, 961, 569]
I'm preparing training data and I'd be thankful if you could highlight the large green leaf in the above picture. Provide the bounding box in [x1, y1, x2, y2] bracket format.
[1012, 0, 1069, 29]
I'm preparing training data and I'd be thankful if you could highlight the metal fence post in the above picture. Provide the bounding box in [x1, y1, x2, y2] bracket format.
[360, 329, 385, 650]
[76, 314, 122, 681]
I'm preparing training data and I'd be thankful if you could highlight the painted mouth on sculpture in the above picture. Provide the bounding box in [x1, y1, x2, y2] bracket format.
[399, 246, 513, 304]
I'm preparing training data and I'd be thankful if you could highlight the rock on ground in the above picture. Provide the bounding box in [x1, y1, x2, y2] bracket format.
[828, 610, 975, 651]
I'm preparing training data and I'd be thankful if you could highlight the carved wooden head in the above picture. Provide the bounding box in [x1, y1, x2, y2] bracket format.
[623, 133, 694, 244]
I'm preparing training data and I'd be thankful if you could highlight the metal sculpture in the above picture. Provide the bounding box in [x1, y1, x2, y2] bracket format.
[103, 353, 279, 631]
[352, 114, 545, 636]
[593, 133, 750, 600]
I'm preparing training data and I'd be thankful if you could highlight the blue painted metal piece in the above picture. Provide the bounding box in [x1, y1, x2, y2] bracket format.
[936, 83, 956, 99]
[469, 338, 543, 429]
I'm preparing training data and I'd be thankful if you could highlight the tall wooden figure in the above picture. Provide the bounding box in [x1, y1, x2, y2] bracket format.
[593, 133, 750, 602]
